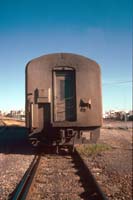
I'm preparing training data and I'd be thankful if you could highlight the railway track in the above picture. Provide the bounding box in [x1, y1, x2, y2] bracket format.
[0, 119, 7, 133]
[0, 119, 5, 126]
[10, 149, 108, 200]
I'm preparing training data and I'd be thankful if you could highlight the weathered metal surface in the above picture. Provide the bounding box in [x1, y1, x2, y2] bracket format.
[25, 53, 102, 144]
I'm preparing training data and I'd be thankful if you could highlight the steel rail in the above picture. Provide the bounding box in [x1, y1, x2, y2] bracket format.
[9, 155, 41, 200]
[0, 119, 7, 133]
[10, 149, 108, 200]
[0, 119, 6, 126]
[74, 148, 108, 200]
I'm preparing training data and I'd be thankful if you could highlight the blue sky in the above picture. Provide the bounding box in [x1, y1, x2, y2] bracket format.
[0, 0, 132, 112]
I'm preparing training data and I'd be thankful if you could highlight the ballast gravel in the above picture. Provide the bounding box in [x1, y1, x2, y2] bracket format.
[0, 154, 34, 200]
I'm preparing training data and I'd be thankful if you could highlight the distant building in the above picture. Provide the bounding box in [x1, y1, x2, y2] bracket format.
[103, 110, 133, 121]
[4, 109, 25, 120]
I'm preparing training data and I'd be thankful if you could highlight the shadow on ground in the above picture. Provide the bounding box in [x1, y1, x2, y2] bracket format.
[0, 126, 33, 154]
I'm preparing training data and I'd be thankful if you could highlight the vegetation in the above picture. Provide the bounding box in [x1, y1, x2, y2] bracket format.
[77, 143, 111, 156]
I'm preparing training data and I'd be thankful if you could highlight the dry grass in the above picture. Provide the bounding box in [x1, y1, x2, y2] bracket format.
[77, 143, 111, 156]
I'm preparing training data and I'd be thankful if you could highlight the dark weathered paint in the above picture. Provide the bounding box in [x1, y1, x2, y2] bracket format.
[26, 53, 102, 132]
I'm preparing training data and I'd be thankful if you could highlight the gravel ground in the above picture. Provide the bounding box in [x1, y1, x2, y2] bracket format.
[0, 120, 132, 199]
[0, 125, 34, 200]
[103, 119, 132, 129]
[28, 155, 86, 200]
[0, 154, 34, 199]
[80, 122, 132, 200]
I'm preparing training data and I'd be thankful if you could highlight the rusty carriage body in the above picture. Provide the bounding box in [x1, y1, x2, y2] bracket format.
[26, 53, 102, 148]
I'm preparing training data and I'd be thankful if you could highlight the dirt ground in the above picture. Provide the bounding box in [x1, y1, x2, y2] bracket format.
[2, 119, 25, 127]
[82, 120, 132, 200]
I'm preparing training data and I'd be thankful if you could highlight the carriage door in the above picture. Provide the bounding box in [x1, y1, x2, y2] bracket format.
[53, 69, 76, 122]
